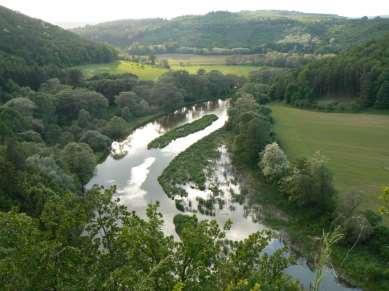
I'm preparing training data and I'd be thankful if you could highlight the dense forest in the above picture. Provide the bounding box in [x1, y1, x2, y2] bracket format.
[269, 34, 389, 109]
[0, 5, 117, 91]
[74, 11, 389, 55]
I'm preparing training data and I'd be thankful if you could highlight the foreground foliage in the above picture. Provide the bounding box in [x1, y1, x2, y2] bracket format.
[0, 186, 300, 290]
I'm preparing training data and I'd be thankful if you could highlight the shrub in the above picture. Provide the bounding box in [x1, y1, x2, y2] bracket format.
[343, 215, 373, 244]
[259, 142, 289, 183]
[280, 153, 336, 212]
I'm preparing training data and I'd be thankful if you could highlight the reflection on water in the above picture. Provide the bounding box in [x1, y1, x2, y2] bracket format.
[86, 99, 360, 291]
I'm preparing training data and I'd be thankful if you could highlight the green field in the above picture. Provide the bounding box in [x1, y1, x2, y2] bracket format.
[170, 64, 258, 77]
[271, 105, 389, 214]
[78, 60, 260, 80]
[157, 53, 228, 65]
[78, 61, 168, 80]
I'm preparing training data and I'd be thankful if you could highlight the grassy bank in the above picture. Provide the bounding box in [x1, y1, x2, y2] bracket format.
[271, 104, 389, 217]
[78, 60, 261, 80]
[158, 123, 389, 289]
[223, 129, 389, 291]
[158, 129, 226, 197]
[148, 114, 218, 149]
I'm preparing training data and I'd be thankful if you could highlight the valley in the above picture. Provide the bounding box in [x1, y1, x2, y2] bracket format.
[0, 2, 388, 290]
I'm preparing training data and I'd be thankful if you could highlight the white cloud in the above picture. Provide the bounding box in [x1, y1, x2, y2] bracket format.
[0, 0, 388, 24]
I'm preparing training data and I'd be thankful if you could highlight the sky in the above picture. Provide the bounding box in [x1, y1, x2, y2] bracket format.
[0, 0, 388, 26]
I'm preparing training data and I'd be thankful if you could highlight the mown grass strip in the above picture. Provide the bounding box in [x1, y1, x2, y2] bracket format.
[148, 114, 218, 149]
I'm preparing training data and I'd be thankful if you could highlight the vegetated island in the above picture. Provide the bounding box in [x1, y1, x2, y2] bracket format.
[147, 114, 218, 149]
[158, 129, 226, 198]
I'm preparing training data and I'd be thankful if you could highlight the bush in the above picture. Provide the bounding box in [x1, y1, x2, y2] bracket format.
[343, 215, 373, 244]
[259, 142, 289, 183]
[280, 153, 336, 212]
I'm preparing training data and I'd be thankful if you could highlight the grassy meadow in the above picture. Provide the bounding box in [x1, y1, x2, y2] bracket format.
[78, 61, 168, 80]
[79, 57, 261, 80]
[271, 104, 389, 215]
[157, 53, 229, 65]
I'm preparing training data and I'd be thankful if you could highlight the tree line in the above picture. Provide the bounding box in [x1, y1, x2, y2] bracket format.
[269, 34, 389, 110]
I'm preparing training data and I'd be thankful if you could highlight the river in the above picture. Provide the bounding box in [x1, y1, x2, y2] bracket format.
[87, 99, 360, 291]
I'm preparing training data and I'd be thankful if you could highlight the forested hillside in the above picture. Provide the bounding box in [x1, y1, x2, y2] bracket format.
[270, 34, 389, 109]
[0, 5, 117, 91]
[74, 10, 389, 55]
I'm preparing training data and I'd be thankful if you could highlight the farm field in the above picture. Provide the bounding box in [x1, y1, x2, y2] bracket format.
[78, 60, 260, 80]
[157, 53, 229, 65]
[78, 61, 168, 80]
[271, 104, 389, 216]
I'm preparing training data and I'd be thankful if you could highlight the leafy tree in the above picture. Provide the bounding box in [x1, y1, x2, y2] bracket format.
[4, 97, 36, 118]
[259, 142, 289, 183]
[0, 106, 29, 133]
[39, 78, 69, 94]
[77, 109, 92, 129]
[375, 71, 389, 109]
[56, 88, 108, 124]
[103, 116, 129, 140]
[61, 142, 96, 185]
[233, 115, 272, 166]
[85, 73, 138, 104]
[152, 82, 184, 112]
[80, 130, 112, 152]
[17, 130, 43, 143]
[227, 95, 260, 131]
[26, 155, 76, 192]
[280, 152, 336, 212]
[115, 91, 150, 116]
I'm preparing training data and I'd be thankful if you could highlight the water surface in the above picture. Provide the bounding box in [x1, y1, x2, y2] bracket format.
[87, 100, 360, 291]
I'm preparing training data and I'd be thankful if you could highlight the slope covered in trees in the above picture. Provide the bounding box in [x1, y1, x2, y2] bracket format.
[74, 10, 389, 55]
[0, 5, 117, 91]
[270, 34, 389, 109]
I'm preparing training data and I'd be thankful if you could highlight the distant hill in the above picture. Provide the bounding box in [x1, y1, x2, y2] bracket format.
[0, 5, 117, 67]
[73, 18, 167, 48]
[73, 10, 389, 54]
[0, 5, 117, 90]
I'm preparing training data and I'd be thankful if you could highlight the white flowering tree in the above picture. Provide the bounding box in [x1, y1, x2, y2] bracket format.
[259, 142, 289, 183]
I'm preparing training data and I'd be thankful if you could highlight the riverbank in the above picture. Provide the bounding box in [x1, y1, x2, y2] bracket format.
[158, 123, 388, 290]
[222, 132, 389, 291]
[271, 104, 389, 221]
